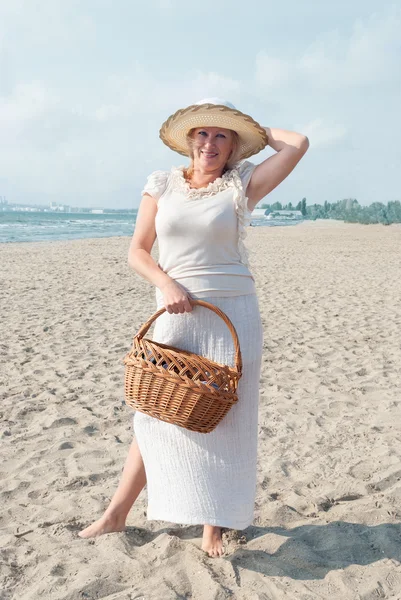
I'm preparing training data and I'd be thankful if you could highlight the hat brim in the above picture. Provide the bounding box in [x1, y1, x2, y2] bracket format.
[159, 103, 268, 161]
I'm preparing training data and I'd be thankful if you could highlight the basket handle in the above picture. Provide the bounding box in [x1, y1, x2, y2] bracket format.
[135, 299, 242, 375]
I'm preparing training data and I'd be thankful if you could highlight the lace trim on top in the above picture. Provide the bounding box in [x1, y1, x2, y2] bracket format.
[170, 165, 234, 199]
[170, 164, 253, 266]
[230, 168, 253, 266]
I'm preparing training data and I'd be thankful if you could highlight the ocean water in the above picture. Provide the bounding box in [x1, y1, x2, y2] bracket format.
[0, 212, 138, 243]
[0, 211, 302, 243]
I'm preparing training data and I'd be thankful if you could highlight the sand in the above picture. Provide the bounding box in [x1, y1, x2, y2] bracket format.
[1, 220, 401, 600]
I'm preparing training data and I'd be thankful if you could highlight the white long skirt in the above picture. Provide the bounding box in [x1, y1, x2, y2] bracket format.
[133, 293, 263, 530]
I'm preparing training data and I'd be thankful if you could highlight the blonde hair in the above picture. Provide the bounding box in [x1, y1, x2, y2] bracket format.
[183, 128, 240, 181]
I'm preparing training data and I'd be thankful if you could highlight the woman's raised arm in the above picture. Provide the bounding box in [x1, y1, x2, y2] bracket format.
[246, 127, 310, 209]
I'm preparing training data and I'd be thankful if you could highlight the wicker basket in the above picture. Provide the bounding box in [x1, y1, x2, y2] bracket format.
[123, 299, 243, 433]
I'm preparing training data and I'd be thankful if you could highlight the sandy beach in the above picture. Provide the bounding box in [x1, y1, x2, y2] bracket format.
[1, 219, 401, 600]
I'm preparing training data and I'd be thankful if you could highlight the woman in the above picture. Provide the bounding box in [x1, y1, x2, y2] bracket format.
[79, 98, 309, 557]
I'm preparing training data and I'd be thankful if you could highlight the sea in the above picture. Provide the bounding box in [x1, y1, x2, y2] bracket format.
[0, 211, 302, 244]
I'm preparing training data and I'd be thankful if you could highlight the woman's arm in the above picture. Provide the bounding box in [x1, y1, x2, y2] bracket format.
[246, 126, 309, 210]
[128, 193, 193, 313]
[128, 194, 172, 291]
[264, 126, 308, 152]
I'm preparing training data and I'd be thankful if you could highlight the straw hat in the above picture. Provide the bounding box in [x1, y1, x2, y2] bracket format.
[159, 98, 269, 161]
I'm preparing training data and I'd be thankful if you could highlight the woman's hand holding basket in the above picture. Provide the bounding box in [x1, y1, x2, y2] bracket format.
[159, 280, 193, 314]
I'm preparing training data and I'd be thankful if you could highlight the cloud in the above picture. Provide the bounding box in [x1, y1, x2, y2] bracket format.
[256, 9, 401, 91]
[296, 118, 348, 148]
[0, 83, 57, 126]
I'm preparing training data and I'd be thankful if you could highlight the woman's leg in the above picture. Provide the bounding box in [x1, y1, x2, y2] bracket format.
[78, 436, 146, 538]
[78, 434, 224, 555]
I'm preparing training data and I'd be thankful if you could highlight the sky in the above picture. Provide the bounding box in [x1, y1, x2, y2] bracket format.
[0, 0, 400, 209]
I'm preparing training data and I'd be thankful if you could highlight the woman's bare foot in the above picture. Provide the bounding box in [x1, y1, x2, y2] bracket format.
[78, 513, 126, 539]
[78, 438, 147, 540]
[201, 525, 224, 557]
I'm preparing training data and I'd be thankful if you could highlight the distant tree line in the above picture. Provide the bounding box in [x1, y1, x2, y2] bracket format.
[260, 198, 401, 225]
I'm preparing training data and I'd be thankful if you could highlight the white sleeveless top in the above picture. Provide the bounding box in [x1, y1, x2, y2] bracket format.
[142, 161, 258, 302]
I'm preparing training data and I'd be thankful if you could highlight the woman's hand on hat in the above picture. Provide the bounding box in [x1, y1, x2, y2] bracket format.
[160, 280, 193, 314]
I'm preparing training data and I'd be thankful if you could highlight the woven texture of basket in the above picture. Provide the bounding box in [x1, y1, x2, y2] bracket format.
[123, 300, 243, 433]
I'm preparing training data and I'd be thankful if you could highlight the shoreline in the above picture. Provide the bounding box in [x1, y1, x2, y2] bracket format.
[1, 218, 401, 247]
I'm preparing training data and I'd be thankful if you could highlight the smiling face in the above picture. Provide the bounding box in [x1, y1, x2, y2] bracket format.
[189, 127, 236, 173]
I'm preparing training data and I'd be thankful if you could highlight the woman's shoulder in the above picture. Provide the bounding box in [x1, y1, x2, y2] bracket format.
[234, 160, 257, 191]
[141, 169, 171, 201]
